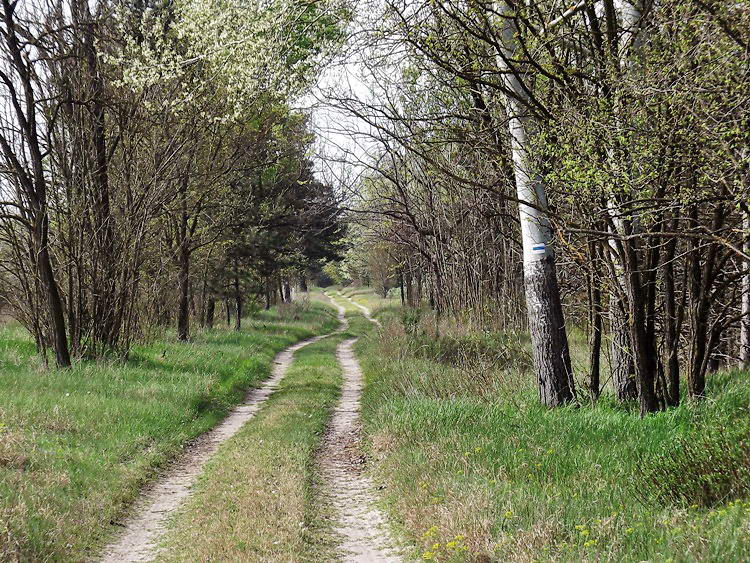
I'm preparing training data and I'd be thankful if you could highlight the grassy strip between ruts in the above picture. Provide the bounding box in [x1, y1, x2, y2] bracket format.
[156, 300, 372, 562]
[351, 288, 750, 563]
[0, 301, 338, 562]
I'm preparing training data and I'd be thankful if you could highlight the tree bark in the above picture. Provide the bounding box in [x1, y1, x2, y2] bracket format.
[525, 257, 576, 405]
[587, 240, 603, 399]
[176, 245, 190, 341]
[405, 267, 415, 306]
[610, 294, 637, 400]
[399, 269, 405, 306]
[36, 221, 71, 367]
[234, 267, 242, 331]
[496, 4, 575, 406]
[663, 224, 681, 406]
[742, 210, 750, 368]
[205, 299, 215, 329]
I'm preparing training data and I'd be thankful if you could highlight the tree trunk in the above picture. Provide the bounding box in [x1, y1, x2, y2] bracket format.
[399, 269, 405, 306]
[198, 279, 207, 328]
[742, 210, 750, 368]
[663, 227, 681, 406]
[75, 0, 117, 351]
[205, 299, 215, 329]
[525, 257, 576, 406]
[708, 323, 724, 373]
[234, 268, 242, 331]
[686, 205, 722, 399]
[416, 270, 423, 304]
[283, 279, 292, 303]
[0, 5, 70, 367]
[622, 237, 660, 415]
[405, 267, 415, 306]
[496, 6, 575, 406]
[36, 222, 71, 367]
[234, 296, 242, 331]
[610, 294, 637, 400]
[587, 240, 603, 399]
[176, 245, 190, 341]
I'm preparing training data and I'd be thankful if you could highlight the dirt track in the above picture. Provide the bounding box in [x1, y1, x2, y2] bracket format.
[320, 297, 400, 562]
[99, 296, 397, 562]
[99, 324, 341, 562]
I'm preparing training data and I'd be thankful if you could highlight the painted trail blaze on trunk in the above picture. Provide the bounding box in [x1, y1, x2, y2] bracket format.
[496, 1, 575, 407]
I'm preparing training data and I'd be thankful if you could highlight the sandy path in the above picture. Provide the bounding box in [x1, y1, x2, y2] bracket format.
[99, 310, 344, 563]
[321, 297, 399, 562]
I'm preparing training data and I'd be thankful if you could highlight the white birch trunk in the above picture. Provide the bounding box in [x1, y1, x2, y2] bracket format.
[497, 4, 575, 406]
[606, 0, 644, 400]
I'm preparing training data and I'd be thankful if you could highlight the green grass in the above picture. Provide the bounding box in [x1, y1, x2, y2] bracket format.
[331, 285, 400, 313]
[0, 301, 338, 561]
[158, 296, 373, 561]
[354, 288, 750, 562]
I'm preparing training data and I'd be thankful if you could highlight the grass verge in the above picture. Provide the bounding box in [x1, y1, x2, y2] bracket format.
[0, 301, 338, 561]
[355, 289, 750, 562]
[157, 297, 372, 562]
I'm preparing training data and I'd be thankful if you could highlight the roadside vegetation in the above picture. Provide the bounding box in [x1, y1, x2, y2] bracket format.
[0, 301, 337, 561]
[348, 288, 750, 562]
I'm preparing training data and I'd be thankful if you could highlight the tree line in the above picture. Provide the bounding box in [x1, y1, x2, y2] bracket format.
[0, 0, 348, 365]
[324, 0, 750, 415]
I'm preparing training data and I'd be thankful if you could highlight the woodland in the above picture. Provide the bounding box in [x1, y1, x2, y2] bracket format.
[0, 0, 749, 561]
[0, 0, 346, 362]
[324, 0, 750, 416]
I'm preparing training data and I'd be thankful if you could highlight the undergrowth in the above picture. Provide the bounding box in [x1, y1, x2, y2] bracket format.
[355, 294, 750, 562]
[640, 427, 750, 508]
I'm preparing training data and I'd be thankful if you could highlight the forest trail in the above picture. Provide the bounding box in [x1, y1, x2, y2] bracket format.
[341, 293, 382, 327]
[99, 310, 346, 563]
[321, 296, 399, 562]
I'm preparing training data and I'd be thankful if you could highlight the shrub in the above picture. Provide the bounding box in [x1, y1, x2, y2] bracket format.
[394, 308, 532, 372]
[400, 307, 422, 335]
[638, 429, 750, 508]
[277, 299, 310, 321]
[412, 327, 532, 373]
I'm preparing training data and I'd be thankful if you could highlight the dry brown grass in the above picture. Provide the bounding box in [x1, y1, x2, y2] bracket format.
[0, 429, 29, 470]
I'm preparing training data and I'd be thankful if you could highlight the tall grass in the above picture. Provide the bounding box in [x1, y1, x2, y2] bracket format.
[0, 303, 338, 561]
[357, 301, 750, 562]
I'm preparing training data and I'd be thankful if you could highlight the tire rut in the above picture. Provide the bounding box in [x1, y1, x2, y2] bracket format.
[321, 296, 399, 562]
[99, 314, 344, 563]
